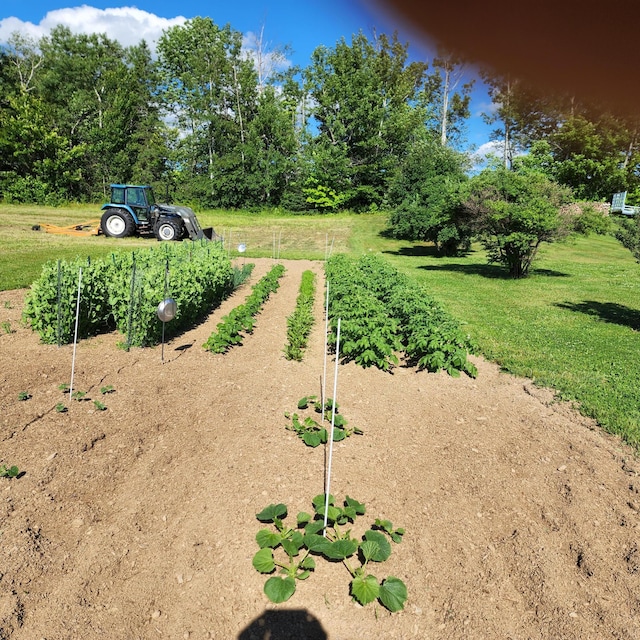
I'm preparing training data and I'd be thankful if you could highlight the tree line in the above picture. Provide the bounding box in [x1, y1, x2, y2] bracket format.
[2, 17, 640, 276]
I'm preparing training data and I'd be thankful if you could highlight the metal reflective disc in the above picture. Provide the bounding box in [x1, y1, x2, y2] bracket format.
[157, 298, 177, 322]
[238, 243, 246, 253]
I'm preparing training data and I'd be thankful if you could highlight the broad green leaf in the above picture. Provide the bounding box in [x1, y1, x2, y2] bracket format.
[316, 504, 342, 523]
[252, 548, 275, 573]
[300, 556, 316, 570]
[304, 520, 324, 535]
[297, 512, 311, 526]
[359, 540, 380, 562]
[297, 397, 310, 409]
[332, 428, 346, 442]
[256, 503, 287, 522]
[281, 538, 302, 557]
[363, 530, 391, 562]
[351, 574, 380, 606]
[378, 576, 407, 612]
[375, 519, 393, 533]
[323, 538, 358, 560]
[303, 533, 330, 553]
[264, 576, 296, 603]
[297, 570, 311, 580]
[302, 431, 322, 447]
[256, 528, 281, 549]
[345, 496, 366, 515]
[312, 494, 334, 509]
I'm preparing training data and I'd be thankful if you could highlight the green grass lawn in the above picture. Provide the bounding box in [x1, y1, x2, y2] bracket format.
[2, 204, 640, 449]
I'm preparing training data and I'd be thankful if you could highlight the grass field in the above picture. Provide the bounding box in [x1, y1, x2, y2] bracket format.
[2, 203, 640, 449]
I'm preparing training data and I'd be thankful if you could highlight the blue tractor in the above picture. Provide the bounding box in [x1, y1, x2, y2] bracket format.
[100, 184, 217, 241]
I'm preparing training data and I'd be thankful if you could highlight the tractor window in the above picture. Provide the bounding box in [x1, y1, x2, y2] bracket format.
[111, 187, 126, 205]
[127, 188, 146, 207]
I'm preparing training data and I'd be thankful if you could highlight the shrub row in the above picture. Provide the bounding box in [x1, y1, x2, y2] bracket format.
[23, 241, 234, 348]
[325, 254, 478, 377]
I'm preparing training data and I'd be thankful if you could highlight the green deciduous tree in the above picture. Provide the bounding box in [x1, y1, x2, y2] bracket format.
[462, 168, 574, 278]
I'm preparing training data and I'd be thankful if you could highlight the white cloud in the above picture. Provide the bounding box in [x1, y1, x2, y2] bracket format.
[0, 6, 187, 50]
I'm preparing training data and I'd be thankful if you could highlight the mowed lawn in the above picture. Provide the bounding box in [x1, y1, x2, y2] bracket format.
[2, 204, 640, 449]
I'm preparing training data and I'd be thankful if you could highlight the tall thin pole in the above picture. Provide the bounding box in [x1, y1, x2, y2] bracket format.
[323, 318, 341, 534]
[322, 280, 330, 421]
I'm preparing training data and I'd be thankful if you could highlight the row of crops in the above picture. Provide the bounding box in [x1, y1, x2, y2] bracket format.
[22, 246, 477, 378]
[325, 254, 478, 377]
[23, 241, 236, 348]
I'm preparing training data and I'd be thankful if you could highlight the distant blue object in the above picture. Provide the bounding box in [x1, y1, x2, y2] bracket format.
[611, 191, 640, 216]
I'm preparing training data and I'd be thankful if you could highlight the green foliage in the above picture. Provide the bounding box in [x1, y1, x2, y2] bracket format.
[100, 385, 115, 395]
[462, 168, 575, 278]
[0, 465, 20, 479]
[283, 270, 316, 361]
[616, 215, 640, 262]
[17, 391, 31, 401]
[253, 495, 406, 611]
[23, 241, 234, 347]
[93, 400, 107, 411]
[55, 403, 67, 413]
[1, 321, 14, 334]
[285, 395, 363, 447]
[203, 264, 285, 353]
[325, 254, 477, 375]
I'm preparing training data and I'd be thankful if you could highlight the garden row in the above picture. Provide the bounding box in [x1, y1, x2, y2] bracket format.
[22, 241, 241, 348]
[325, 254, 478, 377]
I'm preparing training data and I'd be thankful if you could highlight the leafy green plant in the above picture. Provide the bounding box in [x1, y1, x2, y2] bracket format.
[17, 391, 32, 401]
[4, 301, 12, 309]
[1, 321, 13, 334]
[285, 395, 362, 447]
[284, 270, 316, 361]
[71, 390, 87, 401]
[253, 495, 406, 611]
[93, 399, 107, 411]
[100, 385, 115, 395]
[0, 465, 19, 479]
[204, 264, 285, 353]
[58, 383, 69, 393]
[55, 402, 67, 413]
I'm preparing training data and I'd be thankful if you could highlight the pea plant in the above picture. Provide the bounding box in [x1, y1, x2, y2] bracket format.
[252, 495, 407, 612]
[285, 395, 363, 447]
[283, 270, 316, 361]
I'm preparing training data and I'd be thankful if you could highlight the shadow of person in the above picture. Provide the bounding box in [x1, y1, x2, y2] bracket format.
[238, 609, 327, 640]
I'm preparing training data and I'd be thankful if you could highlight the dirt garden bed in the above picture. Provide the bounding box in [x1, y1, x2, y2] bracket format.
[0, 258, 638, 639]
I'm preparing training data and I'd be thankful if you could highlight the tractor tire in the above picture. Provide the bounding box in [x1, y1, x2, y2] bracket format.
[101, 209, 136, 238]
[154, 217, 183, 241]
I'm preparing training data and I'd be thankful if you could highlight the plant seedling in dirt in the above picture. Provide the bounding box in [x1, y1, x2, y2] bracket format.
[55, 402, 67, 413]
[100, 385, 115, 395]
[93, 400, 107, 411]
[18, 391, 32, 401]
[58, 383, 69, 393]
[285, 396, 363, 447]
[1, 321, 14, 334]
[253, 495, 406, 612]
[0, 465, 20, 479]
[71, 390, 87, 401]
[4, 301, 12, 309]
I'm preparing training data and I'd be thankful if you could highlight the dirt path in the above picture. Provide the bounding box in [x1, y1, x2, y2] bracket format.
[0, 258, 639, 639]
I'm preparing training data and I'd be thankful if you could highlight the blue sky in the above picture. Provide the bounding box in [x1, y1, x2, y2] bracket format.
[0, 0, 496, 157]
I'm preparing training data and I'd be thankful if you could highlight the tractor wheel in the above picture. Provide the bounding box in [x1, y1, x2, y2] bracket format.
[154, 217, 183, 241]
[101, 209, 136, 238]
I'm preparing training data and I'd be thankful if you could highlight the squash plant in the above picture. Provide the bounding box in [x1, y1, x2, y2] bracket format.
[285, 395, 363, 447]
[253, 495, 407, 611]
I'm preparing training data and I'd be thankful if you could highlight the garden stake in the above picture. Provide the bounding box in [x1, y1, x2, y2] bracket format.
[322, 281, 330, 422]
[69, 267, 82, 402]
[323, 317, 341, 535]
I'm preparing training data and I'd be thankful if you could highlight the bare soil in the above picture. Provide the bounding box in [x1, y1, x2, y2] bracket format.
[0, 258, 639, 640]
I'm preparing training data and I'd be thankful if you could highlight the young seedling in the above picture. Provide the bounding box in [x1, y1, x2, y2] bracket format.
[253, 495, 406, 612]
[17, 391, 32, 401]
[55, 402, 67, 413]
[0, 465, 19, 479]
[100, 385, 115, 395]
[58, 383, 69, 393]
[1, 321, 13, 334]
[71, 390, 87, 401]
[285, 396, 363, 447]
[93, 400, 107, 411]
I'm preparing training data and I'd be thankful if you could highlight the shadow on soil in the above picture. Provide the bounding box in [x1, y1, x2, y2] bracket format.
[555, 300, 640, 331]
[238, 609, 327, 640]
